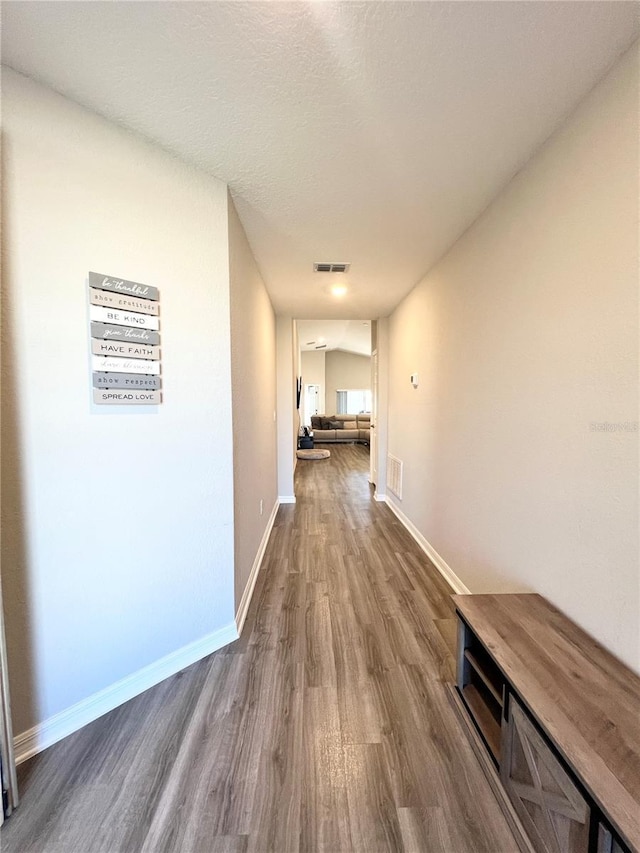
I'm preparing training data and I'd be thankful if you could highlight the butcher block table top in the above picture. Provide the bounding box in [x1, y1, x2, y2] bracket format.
[452, 593, 640, 852]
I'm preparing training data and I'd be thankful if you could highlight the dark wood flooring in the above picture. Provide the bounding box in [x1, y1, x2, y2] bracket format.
[1, 444, 518, 852]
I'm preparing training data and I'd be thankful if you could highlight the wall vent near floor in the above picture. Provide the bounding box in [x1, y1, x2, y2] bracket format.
[387, 454, 403, 499]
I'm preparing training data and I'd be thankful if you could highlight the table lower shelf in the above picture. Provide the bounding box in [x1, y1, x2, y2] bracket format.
[460, 684, 502, 763]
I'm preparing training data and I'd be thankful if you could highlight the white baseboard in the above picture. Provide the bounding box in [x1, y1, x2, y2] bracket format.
[374, 491, 387, 502]
[235, 498, 280, 635]
[385, 497, 471, 595]
[14, 621, 239, 765]
[278, 495, 296, 504]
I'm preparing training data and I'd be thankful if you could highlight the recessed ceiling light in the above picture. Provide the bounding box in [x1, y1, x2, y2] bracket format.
[331, 284, 347, 297]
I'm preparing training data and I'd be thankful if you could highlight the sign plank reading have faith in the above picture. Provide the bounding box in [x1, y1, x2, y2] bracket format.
[91, 339, 161, 361]
[88, 272, 162, 404]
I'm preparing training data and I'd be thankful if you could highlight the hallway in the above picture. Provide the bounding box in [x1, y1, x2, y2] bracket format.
[2, 445, 518, 852]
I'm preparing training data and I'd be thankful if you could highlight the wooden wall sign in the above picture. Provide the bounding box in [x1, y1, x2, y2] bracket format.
[89, 272, 162, 404]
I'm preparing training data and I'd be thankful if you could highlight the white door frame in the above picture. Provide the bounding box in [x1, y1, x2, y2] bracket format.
[0, 574, 18, 822]
[304, 383, 320, 426]
[370, 350, 378, 486]
[372, 318, 389, 501]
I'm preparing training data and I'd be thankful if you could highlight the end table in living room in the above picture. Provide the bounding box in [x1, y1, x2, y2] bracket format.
[298, 431, 314, 450]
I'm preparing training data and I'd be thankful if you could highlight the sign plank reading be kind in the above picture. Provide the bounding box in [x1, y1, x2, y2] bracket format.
[90, 305, 160, 331]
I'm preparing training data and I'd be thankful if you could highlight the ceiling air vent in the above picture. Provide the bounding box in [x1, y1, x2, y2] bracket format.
[314, 262, 350, 273]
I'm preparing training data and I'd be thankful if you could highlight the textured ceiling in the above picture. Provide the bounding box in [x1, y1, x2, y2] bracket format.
[297, 320, 371, 356]
[2, 2, 638, 319]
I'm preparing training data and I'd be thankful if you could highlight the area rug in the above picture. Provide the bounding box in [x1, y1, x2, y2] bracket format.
[296, 448, 331, 460]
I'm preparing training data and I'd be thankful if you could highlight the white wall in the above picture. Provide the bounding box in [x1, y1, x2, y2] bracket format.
[387, 44, 639, 671]
[228, 194, 277, 617]
[301, 350, 326, 418]
[325, 350, 372, 415]
[1, 69, 237, 739]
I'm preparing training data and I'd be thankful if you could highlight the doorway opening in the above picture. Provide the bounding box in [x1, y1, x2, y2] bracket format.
[295, 318, 380, 489]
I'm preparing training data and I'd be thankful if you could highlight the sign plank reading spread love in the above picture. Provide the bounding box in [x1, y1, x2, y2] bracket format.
[93, 388, 161, 405]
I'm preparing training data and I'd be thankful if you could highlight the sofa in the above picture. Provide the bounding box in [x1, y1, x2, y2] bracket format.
[310, 414, 370, 444]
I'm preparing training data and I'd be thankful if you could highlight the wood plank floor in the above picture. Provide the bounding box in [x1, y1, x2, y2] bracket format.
[1, 444, 519, 852]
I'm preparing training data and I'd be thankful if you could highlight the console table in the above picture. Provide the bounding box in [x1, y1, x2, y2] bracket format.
[450, 593, 640, 853]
